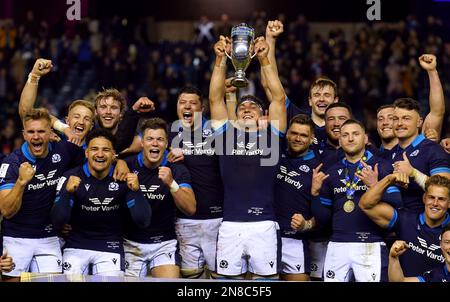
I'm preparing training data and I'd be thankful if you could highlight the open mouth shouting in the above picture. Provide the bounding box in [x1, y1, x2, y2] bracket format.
[73, 124, 85, 135]
[316, 102, 328, 112]
[182, 111, 193, 124]
[148, 148, 162, 160]
[30, 141, 44, 154]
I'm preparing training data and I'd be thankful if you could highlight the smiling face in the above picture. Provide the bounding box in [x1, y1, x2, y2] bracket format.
[287, 123, 313, 156]
[96, 97, 122, 130]
[377, 107, 396, 141]
[23, 119, 51, 158]
[393, 107, 421, 141]
[85, 137, 115, 175]
[176, 93, 203, 129]
[66, 104, 95, 141]
[325, 107, 351, 142]
[237, 100, 262, 128]
[141, 128, 168, 166]
[309, 85, 337, 118]
[423, 185, 450, 223]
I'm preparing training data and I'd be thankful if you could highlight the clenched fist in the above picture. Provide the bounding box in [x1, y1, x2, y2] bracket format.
[65, 176, 81, 193]
[32, 58, 53, 77]
[389, 240, 408, 258]
[418, 54, 437, 71]
[126, 173, 140, 191]
[18, 162, 35, 186]
[266, 20, 284, 39]
[214, 35, 231, 58]
[158, 167, 174, 187]
[132, 97, 155, 113]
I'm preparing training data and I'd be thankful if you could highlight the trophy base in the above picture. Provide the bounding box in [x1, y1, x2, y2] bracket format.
[231, 77, 248, 88]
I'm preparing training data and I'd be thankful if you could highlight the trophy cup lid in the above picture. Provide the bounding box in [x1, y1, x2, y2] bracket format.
[231, 23, 255, 40]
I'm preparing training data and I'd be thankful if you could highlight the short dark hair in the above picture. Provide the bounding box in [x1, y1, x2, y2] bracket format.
[393, 98, 420, 114]
[425, 175, 450, 199]
[236, 95, 267, 113]
[177, 86, 202, 100]
[289, 114, 315, 133]
[85, 128, 116, 150]
[140, 118, 169, 139]
[309, 77, 338, 99]
[341, 118, 366, 133]
[325, 102, 352, 117]
[376, 104, 395, 115]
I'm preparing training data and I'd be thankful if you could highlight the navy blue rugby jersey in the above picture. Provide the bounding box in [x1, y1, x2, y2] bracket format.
[387, 210, 449, 277]
[169, 119, 223, 219]
[391, 134, 450, 212]
[213, 121, 284, 222]
[125, 151, 192, 243]
[275, 150, 320, 240]
[0, 141, 84, 238]
[53, 163, 148, 253]
[318, 150, 401, 242]
[418, 265, 450, 282]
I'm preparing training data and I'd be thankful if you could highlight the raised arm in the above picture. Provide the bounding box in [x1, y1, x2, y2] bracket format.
[261, 20, 284, 102]
[19, 59, 53, 118]
[419, 54, 445, 140]
[209, 36, 231, 128]
[255, 37, 286, 133]
[359, 173, 408, 228]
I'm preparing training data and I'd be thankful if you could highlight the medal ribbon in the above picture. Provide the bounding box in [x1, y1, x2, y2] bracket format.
[343, 152, 367, 200]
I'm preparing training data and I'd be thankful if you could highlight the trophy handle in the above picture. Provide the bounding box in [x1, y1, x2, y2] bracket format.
[250, 52, 257, 59]
[225, 51, 232, 60]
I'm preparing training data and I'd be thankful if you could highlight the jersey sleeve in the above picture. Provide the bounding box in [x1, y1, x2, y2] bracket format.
[172, 163, 192, 190]
[51, 171, 74, 230]
[428, 144, 450, 176]
[0, 158, 20, 192]
[378, 160, 402, 208]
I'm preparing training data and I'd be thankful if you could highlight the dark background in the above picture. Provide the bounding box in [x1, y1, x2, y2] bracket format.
[1, 0, 449, 22]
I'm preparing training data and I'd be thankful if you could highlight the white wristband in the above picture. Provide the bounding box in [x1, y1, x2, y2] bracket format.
[169, 180, 180, 193]
[53, 120, 69, 133]
[27, 73, 40, 85]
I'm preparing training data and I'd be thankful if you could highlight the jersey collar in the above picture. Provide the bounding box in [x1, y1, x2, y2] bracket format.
[82, 162, 114, 178]
[21, 142, 53, 163]
[341, 150, 373, 165]
[419, 212, 450, 228]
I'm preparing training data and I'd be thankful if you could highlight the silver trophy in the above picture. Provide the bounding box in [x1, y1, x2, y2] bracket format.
[226, 23, 256, 88]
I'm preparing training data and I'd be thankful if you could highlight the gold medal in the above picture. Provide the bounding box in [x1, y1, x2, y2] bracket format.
[343, 200, 355, 213]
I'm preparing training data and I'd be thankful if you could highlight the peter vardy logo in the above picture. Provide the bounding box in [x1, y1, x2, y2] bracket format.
[52, 154, 61, 163]
[417, 237, 440, 251]
[140, 185, 165, 200]
[237, 142, 256, 150]
[183, 141, 207, 149]
[29, 170, 60, 190]
[83, 197, 119, 212]
[277, 166, 303, 189]
[408, 237, 445, 263]
[139, 185, 160, 193]
[35, 170, 57, 181]
[90, 197, 114, 205]
[280, 166, 300, 177]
